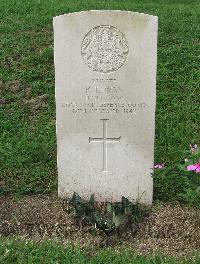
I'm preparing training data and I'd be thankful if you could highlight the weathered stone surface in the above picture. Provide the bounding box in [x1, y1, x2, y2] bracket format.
[54, 10, 158, 204]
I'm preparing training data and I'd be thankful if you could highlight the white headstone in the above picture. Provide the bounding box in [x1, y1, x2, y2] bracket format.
[54, 10, 158, 204]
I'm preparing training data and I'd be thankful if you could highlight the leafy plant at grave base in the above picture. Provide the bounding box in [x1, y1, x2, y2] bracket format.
[71, 192, 147, 235]
[153, 144, 200, 207]
[71, 193, 114, 233]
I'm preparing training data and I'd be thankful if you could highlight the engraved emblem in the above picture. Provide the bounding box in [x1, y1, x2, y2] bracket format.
[81, 25, 129, 73]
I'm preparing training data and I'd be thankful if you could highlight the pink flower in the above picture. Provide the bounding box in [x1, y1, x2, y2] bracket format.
[154, 163, 165, 169]
[187, 163, 200, 174]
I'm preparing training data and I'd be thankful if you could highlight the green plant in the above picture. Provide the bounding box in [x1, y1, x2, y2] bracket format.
[71, 192, 148, 234]
[71, 192, 114, 233]
[179, 145, 200, 174]
[153, 145, 200, 207]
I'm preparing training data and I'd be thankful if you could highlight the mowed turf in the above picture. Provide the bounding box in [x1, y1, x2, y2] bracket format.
[0, 239, 200, 264]
[0, 0, 200, 194]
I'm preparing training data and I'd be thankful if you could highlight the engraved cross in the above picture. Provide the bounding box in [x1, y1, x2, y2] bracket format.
[89, 119, 121, 172]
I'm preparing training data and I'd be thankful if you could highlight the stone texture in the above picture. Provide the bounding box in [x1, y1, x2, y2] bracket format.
[54, 10, 158, 204]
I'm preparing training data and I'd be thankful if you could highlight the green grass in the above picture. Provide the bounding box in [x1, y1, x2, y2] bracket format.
[0, 0, 200, 196]
[0, 238, 200, 264]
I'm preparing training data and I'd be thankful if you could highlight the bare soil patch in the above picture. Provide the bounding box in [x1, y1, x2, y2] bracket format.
[0, 194, 199, 257]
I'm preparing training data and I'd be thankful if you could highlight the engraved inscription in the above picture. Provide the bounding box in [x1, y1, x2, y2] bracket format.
[81, 25, 129, 73]
[62, 78, 147, 114]
[89, 119, 121, 172]
[62, 101, 146, 114]
[85, 78, 124, 101]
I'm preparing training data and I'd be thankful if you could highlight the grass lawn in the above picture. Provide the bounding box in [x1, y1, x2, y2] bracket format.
[0, 0, 200, 262]
[0, 239, 200, 264]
